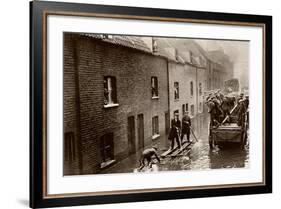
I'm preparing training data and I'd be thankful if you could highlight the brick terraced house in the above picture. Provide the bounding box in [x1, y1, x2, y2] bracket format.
[63, 33, 169, 175]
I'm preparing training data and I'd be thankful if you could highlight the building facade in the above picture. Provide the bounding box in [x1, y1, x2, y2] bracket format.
[64, 33, 169, 175]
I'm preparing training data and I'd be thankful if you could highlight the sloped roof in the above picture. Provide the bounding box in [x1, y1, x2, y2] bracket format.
[154, 37, 208, 67]
[82, 34, 152, 53]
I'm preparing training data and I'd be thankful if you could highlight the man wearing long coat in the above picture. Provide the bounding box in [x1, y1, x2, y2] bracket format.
[181, 111, 191, 143]
[168, 113, 181, 150]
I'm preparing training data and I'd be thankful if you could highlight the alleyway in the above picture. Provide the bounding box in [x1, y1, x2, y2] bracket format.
[100, 113, 249, 174]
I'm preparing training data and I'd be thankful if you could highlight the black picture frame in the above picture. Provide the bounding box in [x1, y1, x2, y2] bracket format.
[30, 1, 272, 208]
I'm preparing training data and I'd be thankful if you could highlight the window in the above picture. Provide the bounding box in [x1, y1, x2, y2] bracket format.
[174, 82, 179, 100]
[186, 103, 189, 112]
[199, 102, 202, 112]
[151, 76, 159, 98]
[191, 105, 195, 116]
[100, 133, 114, 163]
[64, 132, 75, 162]
[199, 83, 202, 96]
[152, 116, 159, 137]
[190, 81, 194, 96]
[104, 76, 117, 105]
[182, 104, 185, 116]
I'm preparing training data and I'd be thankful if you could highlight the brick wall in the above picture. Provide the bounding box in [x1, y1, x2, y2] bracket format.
[63, 34, 81, 175]
[64, 34, 169, 174]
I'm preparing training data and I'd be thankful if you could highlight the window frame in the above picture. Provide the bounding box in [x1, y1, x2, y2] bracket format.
[199, 82, 202, 96]
[190, 104, 195, 117]
[186, 103, 189, 112]
[104, 76, 118, 107]
[190, 81, 194, 96]
[151, 76, 159, 99]
[152, 116, 160, 139]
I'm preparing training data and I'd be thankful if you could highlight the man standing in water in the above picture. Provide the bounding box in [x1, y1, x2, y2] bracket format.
[138, 146, 160, 171]
[168, 113, 182, 150]
[181, 111, 191, 143]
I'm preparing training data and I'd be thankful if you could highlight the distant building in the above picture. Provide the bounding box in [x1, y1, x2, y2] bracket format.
[64, 33, 169, 175]
[207, 50, 234, 89]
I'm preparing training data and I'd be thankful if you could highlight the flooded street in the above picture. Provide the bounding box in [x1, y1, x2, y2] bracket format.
[157, 113, 249, 172]
[101, 113, 249, 174]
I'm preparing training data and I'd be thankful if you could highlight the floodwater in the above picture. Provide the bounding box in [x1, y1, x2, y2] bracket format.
[155, 113, 249, 172]
[101, 113, 249, 174]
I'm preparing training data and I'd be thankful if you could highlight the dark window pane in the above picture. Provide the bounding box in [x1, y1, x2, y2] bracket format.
[100, 133, 114, 162]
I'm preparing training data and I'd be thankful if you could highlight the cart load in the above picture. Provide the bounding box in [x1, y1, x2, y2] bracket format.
[207, 92, 249, 149]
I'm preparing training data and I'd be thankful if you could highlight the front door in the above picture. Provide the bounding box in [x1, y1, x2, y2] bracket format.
[127, 116, 136, 155]
[165, 112, 170, 135]
[137, 114, 144, 150]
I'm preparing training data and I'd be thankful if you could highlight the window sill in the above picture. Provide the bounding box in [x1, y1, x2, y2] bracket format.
[152, 96, 159, 100]
[103, 103, 119, 108]
[100, 159, 116, 169]
[174, 99, 179, 102]
[152, 134, 160, 140]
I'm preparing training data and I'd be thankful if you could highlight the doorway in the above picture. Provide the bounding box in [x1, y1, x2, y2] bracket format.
[127, 116, 136, 154]
[137, 114, 144, 150]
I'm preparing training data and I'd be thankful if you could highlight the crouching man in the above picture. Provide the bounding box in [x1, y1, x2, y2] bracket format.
[138, 146, 160, 171]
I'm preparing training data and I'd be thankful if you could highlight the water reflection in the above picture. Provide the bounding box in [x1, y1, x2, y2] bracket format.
[157, 113, 249, 172]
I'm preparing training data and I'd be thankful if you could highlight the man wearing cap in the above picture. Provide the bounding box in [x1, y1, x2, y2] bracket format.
[181, 111, 191, 143]
[237, 96, 246, 127]
[237, 93, 244, 104]
[221, 95, 231, 124]
[138, 146, 160, 171]
[168, 113, 182, 150]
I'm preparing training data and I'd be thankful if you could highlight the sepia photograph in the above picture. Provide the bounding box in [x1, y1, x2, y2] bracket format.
[63, 33, 249, 175]
[29, 2, 272, 207]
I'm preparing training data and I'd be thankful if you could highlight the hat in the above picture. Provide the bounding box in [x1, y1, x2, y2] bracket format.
[174, 112, 179, 116]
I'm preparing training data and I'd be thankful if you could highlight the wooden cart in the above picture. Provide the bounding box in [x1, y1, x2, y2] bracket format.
[209, 122, 247, 149]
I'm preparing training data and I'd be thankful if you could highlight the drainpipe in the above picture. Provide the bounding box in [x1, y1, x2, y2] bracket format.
[166, 59, 170, 130]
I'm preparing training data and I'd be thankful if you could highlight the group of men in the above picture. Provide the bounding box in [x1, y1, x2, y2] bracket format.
[168, 111, 192, 150]
[205, 89, 249, 127]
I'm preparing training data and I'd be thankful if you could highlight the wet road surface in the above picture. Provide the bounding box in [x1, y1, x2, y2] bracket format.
[101, 113, 249, 174]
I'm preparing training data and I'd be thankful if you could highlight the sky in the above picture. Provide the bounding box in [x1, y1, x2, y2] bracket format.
[195, 39, 249, 88]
